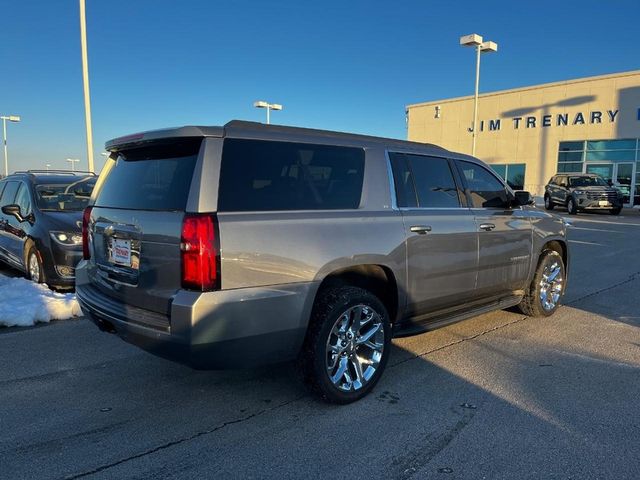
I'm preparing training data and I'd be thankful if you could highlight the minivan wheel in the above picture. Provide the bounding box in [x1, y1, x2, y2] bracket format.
[544, 195, 554, 210]
[566, 197, 578, 215]
[27, 247, 45, 284]
[299, 286, 391, 404]
[518, 250, 565, 317]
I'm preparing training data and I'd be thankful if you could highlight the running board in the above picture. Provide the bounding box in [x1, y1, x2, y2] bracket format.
[393, 293, 523, 338]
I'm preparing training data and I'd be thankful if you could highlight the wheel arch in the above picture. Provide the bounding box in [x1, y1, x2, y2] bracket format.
[314, 264, 400, 324]
[542, 239, 568, 269]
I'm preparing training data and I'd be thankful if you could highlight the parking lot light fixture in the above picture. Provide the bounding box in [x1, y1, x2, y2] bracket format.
[460, 33, 498, 156]
[253, 100, 283, 125]
[1, 114, 21, 177]
[65, 158, 80, 172]
[79, 0, 95, 174]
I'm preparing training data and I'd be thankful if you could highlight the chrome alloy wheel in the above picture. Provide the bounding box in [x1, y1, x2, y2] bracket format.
[325, 304, 385, 392]
[28, 252, 41, 282]
[539, 260, 563, 311]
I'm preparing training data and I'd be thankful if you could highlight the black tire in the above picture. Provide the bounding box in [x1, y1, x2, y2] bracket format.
[566, 197, 578, 215]
[518, 250, 565, 317]
[610, 207, 622, 216]
[544, 195, 554, 210]
[299, 286, 392, 404]
[26, 246, 45, 283]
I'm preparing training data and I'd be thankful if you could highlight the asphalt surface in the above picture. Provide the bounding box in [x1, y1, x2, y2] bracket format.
[1, 208, 640, 480]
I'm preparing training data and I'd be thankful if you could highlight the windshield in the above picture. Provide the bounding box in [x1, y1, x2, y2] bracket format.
[35, 177, 96, 211]
[569, 176, 608, 187]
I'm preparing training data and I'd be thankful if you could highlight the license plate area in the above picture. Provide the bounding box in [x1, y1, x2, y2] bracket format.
[598, 200, 610, 206]
[107, 236, 140, 271]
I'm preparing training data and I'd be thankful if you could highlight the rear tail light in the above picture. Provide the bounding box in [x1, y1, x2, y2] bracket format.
[82, 206, 93, 260]
[181, 213, 220, 291]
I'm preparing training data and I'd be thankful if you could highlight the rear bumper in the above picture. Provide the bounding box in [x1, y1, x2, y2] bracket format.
[75, 261, 316, 369]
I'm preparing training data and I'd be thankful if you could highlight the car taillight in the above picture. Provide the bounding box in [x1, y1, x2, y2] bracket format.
[82, 206, 93, 260]
[181, 213, 220, 291]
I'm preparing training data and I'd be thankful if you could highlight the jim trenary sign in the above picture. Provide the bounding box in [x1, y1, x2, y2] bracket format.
[476, 109, 619, 132]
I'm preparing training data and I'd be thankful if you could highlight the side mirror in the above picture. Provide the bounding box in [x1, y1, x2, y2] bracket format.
[1, 204, 25, 222]
[514, 191, 534, 206]
[607, 179, 614, 187]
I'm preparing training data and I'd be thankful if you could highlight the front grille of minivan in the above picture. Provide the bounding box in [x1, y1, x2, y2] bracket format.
[77, 284, 170, 332]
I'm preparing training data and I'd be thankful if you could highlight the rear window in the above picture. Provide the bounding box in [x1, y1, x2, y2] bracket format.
[35, 177, 95, 211]
[218, 139, 365, 212]
[94, 139, 201, 211]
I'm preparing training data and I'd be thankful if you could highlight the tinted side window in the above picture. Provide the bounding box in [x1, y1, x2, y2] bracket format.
[406, 155, 460, 208]
[218, 139, 364, 211]
[94, 139, 201, 211]
[14, 183, 32, 216]
[458, 161, 509, 208]
[0, 181, 19, 206]
[389, 153, 418, 208]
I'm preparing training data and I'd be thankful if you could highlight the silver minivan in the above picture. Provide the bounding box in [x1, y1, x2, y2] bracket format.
[77, 121, 568, 404]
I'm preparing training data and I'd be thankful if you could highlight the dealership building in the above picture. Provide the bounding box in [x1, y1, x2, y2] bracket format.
[406, 70, 640, 206]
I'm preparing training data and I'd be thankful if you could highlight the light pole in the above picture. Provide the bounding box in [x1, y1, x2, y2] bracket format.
[1, 115, 21, 177]
[79, 0, 95, 173]
[66, 158, 80, 172]
[253, 100, 283, 124]
[460, 33, 498, 156]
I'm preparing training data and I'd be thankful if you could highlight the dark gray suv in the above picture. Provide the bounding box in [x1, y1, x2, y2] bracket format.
[77, 121, 569, 404]
[544, 173, 623, 215]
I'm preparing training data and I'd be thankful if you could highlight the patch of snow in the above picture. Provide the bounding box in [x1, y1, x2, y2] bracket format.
[0, 274, 82, 327]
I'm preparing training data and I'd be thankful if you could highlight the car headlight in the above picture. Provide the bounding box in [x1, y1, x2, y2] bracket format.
[50, 231, 83, 246]
[573, 190, 586, 195]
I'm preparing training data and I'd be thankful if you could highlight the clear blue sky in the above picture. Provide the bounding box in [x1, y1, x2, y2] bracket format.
[1, 0, 638, 173]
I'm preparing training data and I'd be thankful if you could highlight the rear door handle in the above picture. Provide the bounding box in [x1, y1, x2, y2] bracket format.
[410, 225, 432, 234]
[479, 223, 496, 232]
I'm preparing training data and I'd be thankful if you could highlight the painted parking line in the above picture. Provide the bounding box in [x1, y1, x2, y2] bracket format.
[568, 240, 605, 246]
[560, 217, 640, 227]
[568, 226, 625, 233]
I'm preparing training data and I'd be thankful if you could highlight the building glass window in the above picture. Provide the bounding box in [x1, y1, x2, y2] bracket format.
[585, 150, 636, 161]
[557, 141, 585, 173]
[635, 162, 640, 206]
[587, 140, 636, 151]
[558, 151, 583, 162]
[489, 163, 526, 190]
[584, 138, 637, 162]
[559, 141, 585, 152]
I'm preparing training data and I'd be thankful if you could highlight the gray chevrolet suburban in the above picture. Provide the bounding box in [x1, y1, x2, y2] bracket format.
[76, 121, 569, 404]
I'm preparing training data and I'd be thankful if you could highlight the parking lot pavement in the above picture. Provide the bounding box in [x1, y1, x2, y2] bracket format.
[1, 211, 639, 480]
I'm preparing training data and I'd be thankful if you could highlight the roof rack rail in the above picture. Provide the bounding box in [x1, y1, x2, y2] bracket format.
[12, 170, 97, 176]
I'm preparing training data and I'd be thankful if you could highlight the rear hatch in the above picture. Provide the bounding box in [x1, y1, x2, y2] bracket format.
[86, 138, 202, 318]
